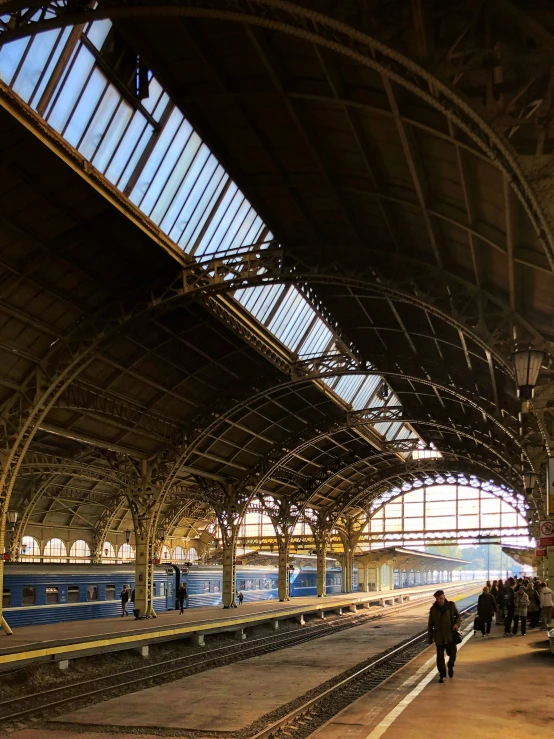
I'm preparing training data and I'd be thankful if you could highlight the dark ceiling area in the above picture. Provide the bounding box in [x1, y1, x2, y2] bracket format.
[0, 0, 553, 559]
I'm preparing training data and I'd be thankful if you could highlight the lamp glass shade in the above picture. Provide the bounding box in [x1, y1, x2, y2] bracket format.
[7, 510, 18, 524]
[523, 472, 538, 491]
[124, 529, 131, 543]
[513, 349, 544, 399]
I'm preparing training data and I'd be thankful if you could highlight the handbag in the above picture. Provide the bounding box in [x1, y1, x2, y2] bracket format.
[450, 604, 463, 644]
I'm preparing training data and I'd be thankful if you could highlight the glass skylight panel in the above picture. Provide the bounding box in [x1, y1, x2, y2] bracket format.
[297, 319, 333, 358]
[374, 421, 393, 436]
[351, 375, 380, 410]
[267, 287, 314, 349]
[234, 284, 285, 324]
[333, 375, 365, 404]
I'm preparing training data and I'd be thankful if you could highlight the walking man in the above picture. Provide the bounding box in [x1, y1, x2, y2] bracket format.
[428, 589, 462, 683]
[178, 583, 187, 614]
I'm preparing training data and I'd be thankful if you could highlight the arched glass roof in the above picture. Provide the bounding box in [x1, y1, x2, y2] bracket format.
[0, 15, 420, 449]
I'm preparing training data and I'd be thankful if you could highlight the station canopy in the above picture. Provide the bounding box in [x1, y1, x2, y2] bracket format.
[0, 1, 553, 558]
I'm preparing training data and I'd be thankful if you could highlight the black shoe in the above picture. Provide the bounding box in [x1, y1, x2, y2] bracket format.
[439, 677, 445, 683]
[448, 668, 454, 678]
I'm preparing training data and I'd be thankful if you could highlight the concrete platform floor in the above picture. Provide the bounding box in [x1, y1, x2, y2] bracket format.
[0, 581, 468, 658]
[52, 592, 479, 734]
[311, 621, 554, 739]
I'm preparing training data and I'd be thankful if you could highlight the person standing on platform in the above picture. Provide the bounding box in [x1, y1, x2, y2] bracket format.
[477, 586, 496, 637]
[496, 579, 504, 625]
[428, 589, 462, 683]
[539, 582, 554, 629]
[503, 578, 516, 636]
[178, 583, 187, 614]
[526, 582, 541, 629]
[120, 585, 129, 617]
[237, 591, 244, 605]
[512, 586, 530, 636]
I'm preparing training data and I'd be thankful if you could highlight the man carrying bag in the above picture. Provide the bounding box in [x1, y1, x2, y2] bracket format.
[428, 589, 462, 683]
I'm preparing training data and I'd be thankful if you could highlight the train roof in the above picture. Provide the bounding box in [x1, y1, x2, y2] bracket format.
[3, 563, 171, 576]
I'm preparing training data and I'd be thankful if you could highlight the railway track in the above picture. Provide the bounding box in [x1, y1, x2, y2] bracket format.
[0, 583, 479, 729]
[249, 602, 478, 739]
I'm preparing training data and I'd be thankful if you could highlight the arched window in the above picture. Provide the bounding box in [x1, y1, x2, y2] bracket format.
[20, 535, 40, 562]
[43, 538, 67, 563]
[161, 546, 170, 560]
[69, 540, 91, 563]
[185, 547, 198, 561]
[118, 543, 135, 561]
[173, 546, 185, 561]
[365, 483, 530, 548]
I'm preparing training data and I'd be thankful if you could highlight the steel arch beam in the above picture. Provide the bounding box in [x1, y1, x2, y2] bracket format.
[0, 0, 551, 271]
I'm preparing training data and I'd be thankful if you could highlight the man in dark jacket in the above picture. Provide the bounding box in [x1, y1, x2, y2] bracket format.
[428, 590, 462, 683]
[477, 586, 496, 636]
[503, 578, 516, 636]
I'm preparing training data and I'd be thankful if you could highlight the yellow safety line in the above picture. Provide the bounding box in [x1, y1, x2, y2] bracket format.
[0, 586, 481, 667]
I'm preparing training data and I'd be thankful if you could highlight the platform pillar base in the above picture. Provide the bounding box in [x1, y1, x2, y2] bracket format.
[235, 629, 246, 640]
[272, 619, 279, 630]
[295, 614, 305, 625]
[349, 604, 357, 613]
[192, 633, 205, 647]
[135, 645, 149, 657]
[58, 659, 70, 670]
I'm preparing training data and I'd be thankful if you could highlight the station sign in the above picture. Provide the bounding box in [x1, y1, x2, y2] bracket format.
[536, 548, 547, 557]
[539, 519, 554, 548]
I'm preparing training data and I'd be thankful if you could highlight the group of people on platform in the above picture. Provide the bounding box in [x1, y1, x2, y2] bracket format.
[119, 583, 188, 618]
[428, 578, 554, 683]
[478, 577, 554, 637]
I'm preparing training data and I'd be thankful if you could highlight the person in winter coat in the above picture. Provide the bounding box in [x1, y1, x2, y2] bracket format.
[496, 579, 504, 625]
[477, 586, 496, 637]
[428, 590, 462, 683]
[512, 586, 530, 636]
[539, 582, 554, 629]
[178, 583, 187, 614]
[526, 582, 541, 629]
[503, 578, 516, 636]
[120, 585, 129, 617]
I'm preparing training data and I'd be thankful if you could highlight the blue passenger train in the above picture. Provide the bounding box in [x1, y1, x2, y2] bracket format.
[2, 562, 350, 627]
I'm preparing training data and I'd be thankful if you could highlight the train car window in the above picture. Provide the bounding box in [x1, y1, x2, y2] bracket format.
[22, 587, 35, 605]
[246, 579, 253, 590]
[2, 589, 10, 607]
[212, 581, 220, 593]
[159, 582, 165, 596]
[105, 585, 116, 600]
[68, 586, 80, 602]
[87, 585, 99, 601]
[46, 587, 59, 604]
[239, 579, 246, 590]
[203, 580, 210, 593]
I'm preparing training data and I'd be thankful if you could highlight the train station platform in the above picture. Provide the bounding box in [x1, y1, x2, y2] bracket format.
[40, 591, 481, 735]
[0, 581, 475, 671]
[311, 619, 554, 739]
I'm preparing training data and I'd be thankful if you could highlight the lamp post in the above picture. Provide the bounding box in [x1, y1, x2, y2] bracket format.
[513, 348, 544, 400]
[124, 529, 131, 545]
